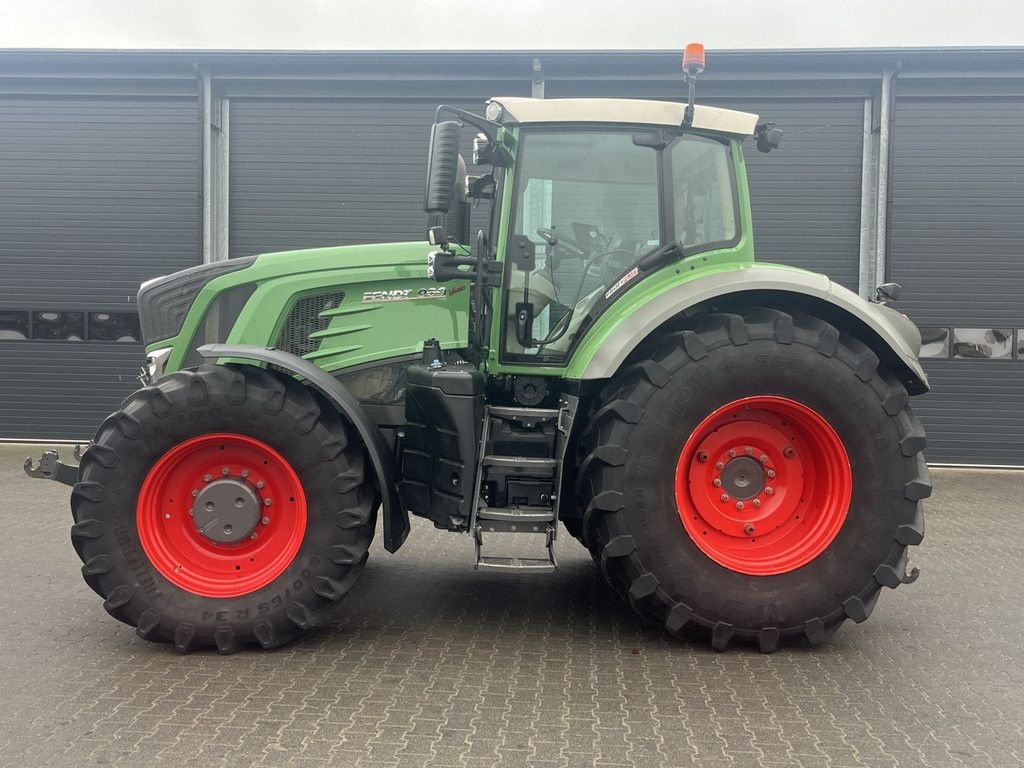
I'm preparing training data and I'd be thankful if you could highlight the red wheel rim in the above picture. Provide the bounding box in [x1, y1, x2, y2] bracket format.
[675, 396, 852, 576]
[137, 433, 307, 598]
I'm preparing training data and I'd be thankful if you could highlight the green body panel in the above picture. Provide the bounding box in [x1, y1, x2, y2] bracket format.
[151, 241, 471, 375]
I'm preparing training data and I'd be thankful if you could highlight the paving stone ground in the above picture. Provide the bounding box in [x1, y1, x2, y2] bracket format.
[0, 443, 1021, 767]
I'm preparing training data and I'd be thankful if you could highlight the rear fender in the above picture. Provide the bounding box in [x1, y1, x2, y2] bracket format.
[197, 344, 410, 553]
[575, 267, 928, 394]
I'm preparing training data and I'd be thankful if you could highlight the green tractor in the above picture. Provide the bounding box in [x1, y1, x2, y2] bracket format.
[27, 48, 929, 653]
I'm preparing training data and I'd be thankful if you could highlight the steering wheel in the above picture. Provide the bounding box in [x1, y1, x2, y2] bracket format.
[536, 227, 588, 259]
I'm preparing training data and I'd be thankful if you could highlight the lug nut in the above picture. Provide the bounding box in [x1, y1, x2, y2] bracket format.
[256, 480, 265, 490]
[264, 498, 273, 507]
[783, 446, 796, 458]
[759, 454, 769, 464]
[715, 462, 725, 470]
[765, 487, 774, 496]
[735, 501, 745, 510]
[249, 532, 258, 541]
[712, 478, 722, 487]
[752, 499, 761, 508]
[697, 452, 708, 463]
[203, 474, 212, 483]
[261, 516, 270, 525]
[744, 524, 755, 535]
[222, 467, 230, 476]
[728, 450, 737, 458]
[744, 447, 753, 456]
[767, 469, 776, 479]
[192, 489, 199, 497]
[720, 494, 730, 503]
[241, 469, 250, 478]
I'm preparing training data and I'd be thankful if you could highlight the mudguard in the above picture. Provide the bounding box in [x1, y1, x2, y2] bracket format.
[576, 266, 929, 394]
[197, 343, 410, 553]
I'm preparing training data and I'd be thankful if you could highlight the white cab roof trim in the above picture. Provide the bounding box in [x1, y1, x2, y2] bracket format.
[488, 97, 759, 136]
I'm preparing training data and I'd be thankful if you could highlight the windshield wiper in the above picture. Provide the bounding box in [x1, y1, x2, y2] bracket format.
[638, 240, 684, 272]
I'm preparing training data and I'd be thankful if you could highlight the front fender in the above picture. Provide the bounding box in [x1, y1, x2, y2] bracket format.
[572, 265, 928, 393]
[197, 344, 410, 553]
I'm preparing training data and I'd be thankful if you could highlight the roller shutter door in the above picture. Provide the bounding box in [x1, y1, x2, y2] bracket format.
[889, 97, 1024, 465]
[736, 98, 865, 292]
[0, 96, 201, 440]
[229, 99, 489, 257]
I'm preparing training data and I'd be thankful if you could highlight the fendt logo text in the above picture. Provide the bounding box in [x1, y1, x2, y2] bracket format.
[361, 287, 448, 303]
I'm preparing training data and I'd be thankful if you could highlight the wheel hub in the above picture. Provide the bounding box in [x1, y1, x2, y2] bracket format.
[192, 478, 261, 544]
[719, 456, 764, 500]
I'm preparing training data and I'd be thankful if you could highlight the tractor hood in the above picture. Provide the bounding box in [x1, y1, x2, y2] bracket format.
[142, 240, 471, 377]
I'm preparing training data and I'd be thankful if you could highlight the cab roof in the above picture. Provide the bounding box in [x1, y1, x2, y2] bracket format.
[487, 97, 759, 136]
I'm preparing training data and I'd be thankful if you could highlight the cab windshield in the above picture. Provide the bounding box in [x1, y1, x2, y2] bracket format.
[503, 128, 738, 361]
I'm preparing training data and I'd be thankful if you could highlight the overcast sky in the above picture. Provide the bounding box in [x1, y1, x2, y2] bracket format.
[0, 0, 1020, 50]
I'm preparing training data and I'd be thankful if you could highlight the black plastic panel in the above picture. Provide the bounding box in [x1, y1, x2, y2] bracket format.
[400, 363, 484, 529]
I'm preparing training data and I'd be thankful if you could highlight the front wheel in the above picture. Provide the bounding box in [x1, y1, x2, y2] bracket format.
[576, 307, 929, 652]
[71, 364, 376, 653]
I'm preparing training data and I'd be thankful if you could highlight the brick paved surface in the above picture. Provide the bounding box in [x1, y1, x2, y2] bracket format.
[0, 443, 1022, 767]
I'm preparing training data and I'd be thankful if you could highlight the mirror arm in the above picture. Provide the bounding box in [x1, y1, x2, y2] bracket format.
[434, 105, 502, 142]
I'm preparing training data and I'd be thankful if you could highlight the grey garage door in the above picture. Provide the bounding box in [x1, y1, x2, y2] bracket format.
[889, 96, 1024, 465]
[230, 99, 489, 257]
[736, 98, 865, 293]
[0, 96, 201, 440]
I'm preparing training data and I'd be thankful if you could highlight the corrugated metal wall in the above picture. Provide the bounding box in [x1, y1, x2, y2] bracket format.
[738, 98, 865, 292]
[0, 96, 201, 440]
[230, 100, 434, 256]
[230, 99, 495, 257]
[889, 96, 1024, 465]
[0, 51, 1020, 465]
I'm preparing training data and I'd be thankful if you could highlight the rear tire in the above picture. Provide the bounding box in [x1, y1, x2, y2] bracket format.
[576, 307, 929, 652]
[71, 364, 376, 653]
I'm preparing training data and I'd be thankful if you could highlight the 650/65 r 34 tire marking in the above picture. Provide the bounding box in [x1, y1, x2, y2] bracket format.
[136, 433, 307, 598]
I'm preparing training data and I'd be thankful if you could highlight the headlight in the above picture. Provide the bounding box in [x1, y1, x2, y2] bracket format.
[485, 101, 503, 121]
[136, 257, 255, 343]
[139, 346, 173, 385]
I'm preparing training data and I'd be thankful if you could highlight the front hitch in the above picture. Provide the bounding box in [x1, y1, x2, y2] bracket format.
[24, 445, 82, 487]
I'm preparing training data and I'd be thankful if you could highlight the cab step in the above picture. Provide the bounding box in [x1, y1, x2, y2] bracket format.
[477, 506, 556, 522]
[481, 455, 558, 470]
[473, 522, 558, 573]
[488, 406, 560, 424]
[476, 556, 556, 574]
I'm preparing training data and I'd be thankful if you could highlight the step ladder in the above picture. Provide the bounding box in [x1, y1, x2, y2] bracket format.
[471, 403, 575, 574]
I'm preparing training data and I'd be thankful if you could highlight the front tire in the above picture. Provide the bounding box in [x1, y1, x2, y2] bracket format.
[577, 307, 929, 652]
[71, 364, 376, 653]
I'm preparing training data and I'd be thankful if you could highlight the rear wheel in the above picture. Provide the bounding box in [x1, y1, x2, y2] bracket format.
[71, 364, 376, 653]
[576, 307, 929, 651]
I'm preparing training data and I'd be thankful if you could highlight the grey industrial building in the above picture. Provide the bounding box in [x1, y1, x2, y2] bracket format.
[0, 47, 1020, 465]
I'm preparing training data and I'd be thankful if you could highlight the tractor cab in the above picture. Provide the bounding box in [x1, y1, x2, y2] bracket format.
[423, 94, 778, 374]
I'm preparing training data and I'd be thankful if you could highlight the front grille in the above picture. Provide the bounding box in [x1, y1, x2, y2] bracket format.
[137, 257, 256, 344]
[275, 291, 345, 357]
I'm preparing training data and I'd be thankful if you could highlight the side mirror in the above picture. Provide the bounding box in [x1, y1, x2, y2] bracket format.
[755, 122, 783, 153]
[424, 121, 463, 215]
